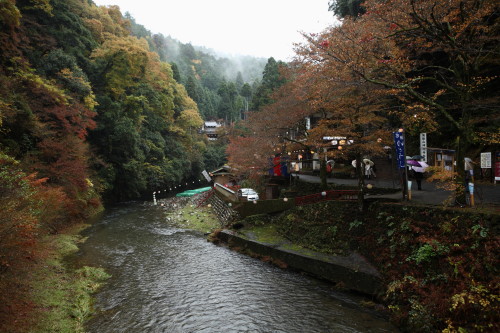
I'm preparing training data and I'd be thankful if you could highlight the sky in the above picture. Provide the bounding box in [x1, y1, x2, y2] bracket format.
[92, 0, 337, 61]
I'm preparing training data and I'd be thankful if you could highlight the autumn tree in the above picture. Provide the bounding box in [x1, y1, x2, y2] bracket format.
[304, 0, 499, 180]
[297, 72, 391, 207]
[226, 64, 308, 186]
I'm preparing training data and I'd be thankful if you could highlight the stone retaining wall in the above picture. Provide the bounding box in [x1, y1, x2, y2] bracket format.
[218, 230, 383, 297]
[208, 193, 240, 225]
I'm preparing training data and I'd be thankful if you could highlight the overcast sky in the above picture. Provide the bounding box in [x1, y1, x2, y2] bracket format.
[92, 0, 337, 61]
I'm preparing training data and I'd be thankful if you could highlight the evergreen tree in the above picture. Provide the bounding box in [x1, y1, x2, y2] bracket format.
[328, 0, 365, 18]
[235, 71, 244, 90]
[170, 62, 181, 82]
[185, 75, 200, 102]
[252, 57, 287, 110]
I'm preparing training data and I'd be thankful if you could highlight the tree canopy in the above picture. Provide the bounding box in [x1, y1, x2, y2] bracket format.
[228, 0, 499, 184]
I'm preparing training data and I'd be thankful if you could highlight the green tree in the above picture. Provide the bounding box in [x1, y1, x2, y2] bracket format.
[185, 75, 200, 102]
[170, 61, 181, 82]
[235, 71, 244, 90]
[251, 57, 287, 110]
[328, 0, 365, 18]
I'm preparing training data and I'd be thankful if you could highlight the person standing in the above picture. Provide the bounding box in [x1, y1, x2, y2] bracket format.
[464, 157, 475, 192]
[411, 158, 429, 190]
[364, 159, 376, 179]
[326, 160, 333, 177]
[413, 167, 424, 190]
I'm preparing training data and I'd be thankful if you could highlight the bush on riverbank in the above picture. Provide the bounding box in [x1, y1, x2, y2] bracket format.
[0, 224, 110, 333]
[1, 153, 105, 332]
[271, 201, 499, 332]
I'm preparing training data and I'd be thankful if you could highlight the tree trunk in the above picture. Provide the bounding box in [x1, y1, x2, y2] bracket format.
[320, 157, 328, 190]
[454, 125, 471, 193]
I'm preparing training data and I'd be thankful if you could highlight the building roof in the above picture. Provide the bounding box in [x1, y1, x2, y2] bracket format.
[204, 121, 221, 127]
[210, 165, 232, 175]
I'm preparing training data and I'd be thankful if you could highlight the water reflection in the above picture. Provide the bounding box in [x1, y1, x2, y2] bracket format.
[74, 203, 397, 333]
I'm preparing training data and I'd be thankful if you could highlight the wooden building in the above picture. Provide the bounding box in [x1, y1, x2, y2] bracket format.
[426, 148, 456, 172]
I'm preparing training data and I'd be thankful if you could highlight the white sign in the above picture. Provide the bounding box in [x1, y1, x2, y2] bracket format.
[420, 133, 427, 162]
[305, 117, 311, 130]
[201, 170, 212, 182]
[480, 152, 491, 168]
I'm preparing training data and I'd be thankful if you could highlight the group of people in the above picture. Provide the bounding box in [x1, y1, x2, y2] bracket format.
[340, 156, 476, 193]
[351, 159, 377, 179]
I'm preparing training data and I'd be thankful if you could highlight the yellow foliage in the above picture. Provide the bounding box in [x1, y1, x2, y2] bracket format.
[12, 60, 69, 105]
[450, 282, 499, 311]
[474, 130, 500, 145]
[0, 0, 21, 27]
[177, 108, 204, 130]
[26, 0, 52, 15]
[83, 94, 97, 110]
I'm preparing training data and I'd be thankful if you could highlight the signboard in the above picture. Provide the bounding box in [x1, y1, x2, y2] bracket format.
[201, 170, 211, 182]
[420, 133, 427, 162]
[480, 152, 491, 168]
[393, 131, 406, 168]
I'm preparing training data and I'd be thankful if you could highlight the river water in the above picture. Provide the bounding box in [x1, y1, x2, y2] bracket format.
[74, 202, 398, 333]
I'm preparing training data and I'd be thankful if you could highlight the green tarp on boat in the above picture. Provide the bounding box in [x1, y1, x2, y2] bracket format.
[175, 187, 212, 197]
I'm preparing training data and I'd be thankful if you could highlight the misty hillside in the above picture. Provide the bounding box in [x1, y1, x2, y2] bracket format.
[126, 13, 268, 121]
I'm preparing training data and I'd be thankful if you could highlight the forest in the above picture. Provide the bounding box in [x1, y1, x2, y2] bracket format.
[0, 1, 272, 222]
[0, 0, 273, 321]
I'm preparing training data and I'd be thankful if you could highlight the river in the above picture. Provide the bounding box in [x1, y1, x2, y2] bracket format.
[73, 202, 398, 333]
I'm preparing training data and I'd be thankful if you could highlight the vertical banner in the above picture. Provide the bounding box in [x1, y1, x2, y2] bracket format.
[393, 132, 406, 168]
[420, 133, 427, 162]
[270, 155, 282, 176]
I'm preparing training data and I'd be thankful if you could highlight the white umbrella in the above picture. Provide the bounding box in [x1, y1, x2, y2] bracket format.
[363, 159, 374, 166]
[464, 157, 474, 171]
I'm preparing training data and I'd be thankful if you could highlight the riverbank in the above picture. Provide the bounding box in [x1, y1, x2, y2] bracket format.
[215, 227, 384, 296]
[0, 224, 110, 333]
[159, 196, 222, 233]
[209, 199, 499, 332]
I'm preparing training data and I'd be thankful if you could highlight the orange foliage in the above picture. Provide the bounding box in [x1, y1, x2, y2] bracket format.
[0, 155, 41, 272]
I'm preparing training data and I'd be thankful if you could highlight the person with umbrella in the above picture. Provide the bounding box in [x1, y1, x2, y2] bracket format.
[364, 158, 376, 179]
[407, 155, 428, 190]
[464, 157, 475, 191]
[351, 158, 376, 179]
